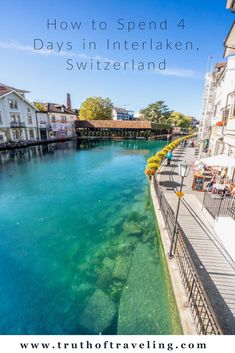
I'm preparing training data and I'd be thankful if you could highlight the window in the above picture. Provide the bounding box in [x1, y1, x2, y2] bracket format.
[232, 103, 235, 118]
[11, 114, 20, 122]
[51, 116, 56, 123]
[29, 129, 34, 139]
[0, 111, 2, 124]
[27, 115, 33, 124]
[27, 108, 31, 113]
[213, 104, 218, 117]
[61, 116, 67, 123]
[222, 108, 229, 124]
[9, 99, 18, 109]
[13, 130, 22, 141]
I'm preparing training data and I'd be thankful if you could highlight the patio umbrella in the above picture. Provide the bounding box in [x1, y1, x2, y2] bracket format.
[200, 154, 235, 167]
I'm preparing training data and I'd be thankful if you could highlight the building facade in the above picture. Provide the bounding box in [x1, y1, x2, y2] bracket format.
[35, 101, 77, 140]
[198, 72, 216, 148]
[201, 58, 235, 158]
[204, 1, 235, 159]
[112, 107, 135, 121]
[199, 0, 235, 181]
[221, 57, 235, 159]
[221, 1, 235, 159]
[0, 83, 38, 143]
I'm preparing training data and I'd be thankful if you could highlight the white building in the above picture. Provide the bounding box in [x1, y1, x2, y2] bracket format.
[0, 83, 38, 143]
[198, 72, 216, 145]
[208, 59, 235, 156]
[112, 107, 134, 120]
[221, 57, 235, 159]
[221, 4, 235, 159]
[35, 100, 77, 139]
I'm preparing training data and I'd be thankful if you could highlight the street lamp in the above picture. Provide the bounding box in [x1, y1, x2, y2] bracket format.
[169, 161, 191, 258]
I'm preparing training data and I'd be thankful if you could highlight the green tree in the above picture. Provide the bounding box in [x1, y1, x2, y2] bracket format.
[140, 101, 173, 124]
[34, 102, 45, 111]
[170, 112, 192, 128]
[181, 116, 193, 128]
[79, 97, 113, 120]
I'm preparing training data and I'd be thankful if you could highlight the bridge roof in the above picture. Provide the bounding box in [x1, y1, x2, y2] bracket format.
[76, 120, 154, 129]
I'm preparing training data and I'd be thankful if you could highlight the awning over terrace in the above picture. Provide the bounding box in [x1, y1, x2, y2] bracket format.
[200, 154, 235, 168]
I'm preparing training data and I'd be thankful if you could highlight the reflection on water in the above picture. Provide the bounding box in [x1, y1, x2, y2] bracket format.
[0, 140, 182, 335]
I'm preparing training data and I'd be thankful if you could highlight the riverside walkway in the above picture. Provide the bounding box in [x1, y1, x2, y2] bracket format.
[157, 145, 235, 334]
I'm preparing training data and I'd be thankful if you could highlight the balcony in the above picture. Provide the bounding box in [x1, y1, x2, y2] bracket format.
[39, 121, 47, 128]
[224, 119, 235, 136]
[10, 122, 26, 128]
[215, 126, 224, 137]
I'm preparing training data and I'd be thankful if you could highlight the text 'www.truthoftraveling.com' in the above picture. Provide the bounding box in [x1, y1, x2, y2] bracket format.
[0, 336, 232, 353]
[19, 340, 206, 351]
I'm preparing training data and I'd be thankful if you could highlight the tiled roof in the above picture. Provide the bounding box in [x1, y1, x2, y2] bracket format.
[35, 102, 75, 115]
[113, 107, 129, 113]
[215, 62, 227, 69]
[0, 88, 37, 109]
[0, 83, 29, 93]
[0, 89, 11, 97]
[76, 120, 153, 129]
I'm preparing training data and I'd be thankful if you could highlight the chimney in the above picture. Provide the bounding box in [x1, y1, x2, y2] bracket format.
[67, 93, 72, 110]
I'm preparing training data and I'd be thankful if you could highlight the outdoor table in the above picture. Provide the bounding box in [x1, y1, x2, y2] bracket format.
[212, 183, 226, 196]
[215, 183, 225, 191]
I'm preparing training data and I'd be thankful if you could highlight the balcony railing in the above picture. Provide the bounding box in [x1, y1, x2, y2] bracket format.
[10, 122, 26, 128]
[215, 126, 224, 137]
[203, 191, 235, 220]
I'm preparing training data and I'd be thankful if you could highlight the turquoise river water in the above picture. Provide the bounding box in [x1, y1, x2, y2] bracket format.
[0, 140, 182, 335]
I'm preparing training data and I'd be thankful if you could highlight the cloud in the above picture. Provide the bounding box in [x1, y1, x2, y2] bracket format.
[0, 40, 201, 79]
[158, 67, 201, 79]
[0, 40, 76, 57]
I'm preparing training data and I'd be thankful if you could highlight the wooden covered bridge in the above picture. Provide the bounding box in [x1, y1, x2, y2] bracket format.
[75, 120, 171, 139]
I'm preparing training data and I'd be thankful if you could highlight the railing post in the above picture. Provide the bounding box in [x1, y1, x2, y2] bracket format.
[159, 191, 163, 208]
[165, 208, 169, 226]
[172, 227, 180, 255]
[202, 190, 207, 210]
[216, 196, 224, 220]
[188, 277, 196, 301]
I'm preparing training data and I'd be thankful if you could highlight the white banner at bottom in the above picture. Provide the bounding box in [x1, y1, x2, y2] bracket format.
[0, 335, 234, 353]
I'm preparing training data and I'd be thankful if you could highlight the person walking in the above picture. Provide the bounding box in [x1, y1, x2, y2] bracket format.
[166, 151, 173, 165]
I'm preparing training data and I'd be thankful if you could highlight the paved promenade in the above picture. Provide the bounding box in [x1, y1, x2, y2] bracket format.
[158, 145, 235, 334]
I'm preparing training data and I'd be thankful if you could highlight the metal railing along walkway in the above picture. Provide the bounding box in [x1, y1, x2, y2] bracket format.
[153, 176, 222, 335]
